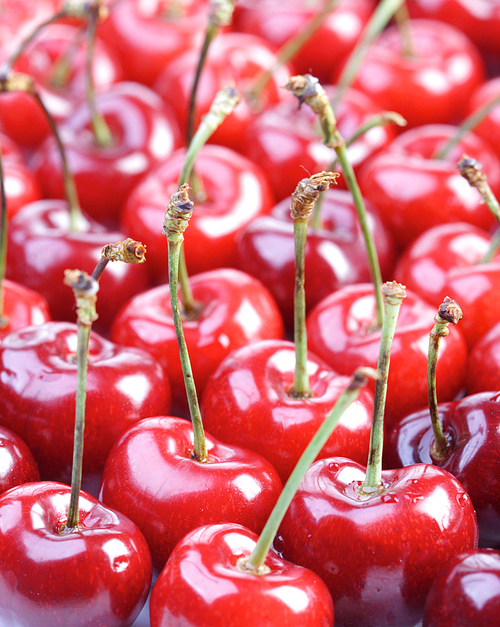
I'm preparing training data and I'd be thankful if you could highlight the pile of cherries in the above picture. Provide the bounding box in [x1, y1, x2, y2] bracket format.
[1, 1, 500, 626]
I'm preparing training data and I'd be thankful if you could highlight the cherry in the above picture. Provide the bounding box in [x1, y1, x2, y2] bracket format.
[149, 523, 334, 627]
[0, 424, 39, 495]
[345, 18, 485, 128]
[422, 548, 500, 627]
[120, 143, 275, 285]
[0, 278, 51, 340]
[0, 320, 171, 495]
[0, 481, 153, 627]
[466, 321, 500, 394]
[466, 77, 500, 163]
[31, 81, 181, 226]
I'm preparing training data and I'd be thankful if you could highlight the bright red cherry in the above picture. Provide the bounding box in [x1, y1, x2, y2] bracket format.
[278, 458, 478, 627]
[0, 278, 51, 340]
[0, 481, 153, 627]
[466, 321, 500, 394]
[0, 425, 39, 496]
[0, 321, 171, 495]
[99, 416, 283, 572]
[345, 18, 485, 128]
[149, 523, 334, 627]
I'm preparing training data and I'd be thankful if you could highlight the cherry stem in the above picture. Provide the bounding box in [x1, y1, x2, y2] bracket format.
[247, 0, 340, 103]
[163, 185, 208, 462]
[393, 2, 415, 57]
[289, 172, 338, 398]
[175, 84, 240, 315]
[362, 282, 406, 491]
[243, 367, 379, 572]
[285, 74, 384, 328]
[0, 146, 7, 328]
[427, 297, 462, 463]
[332, 0, 405, 111]
[85, 8, 114, 148]
[458, 154, 500, 263]
[63, 270, 99, 531]
[0, 73, 83, 230]
[434, 92, 500, 161]
[186, 0, 235, 146]
[311, 110, 407, 230]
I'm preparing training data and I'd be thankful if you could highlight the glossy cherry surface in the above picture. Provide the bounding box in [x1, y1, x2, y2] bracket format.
[120, 144, 274, 285]
[358, 125, 500, 251]
[0, 425, 39, 495]
[306, 283, 468, 430]
[32, 81, 181, 225]
[0, 278, 51, 340]
[466, 321, 500, 394]
[5, 199, 150, 335]
[149, 523, 334, 627]
[385, 391, 500, 548]
[0, 481, 152, 627]
[99, 416, 283, 572]
[346, 18, 485, 128]
[422, 548, 500, 627]
[278, 458, 478, 627]
[201, 339, 374, 483]
[236, 188, 396, 329]
[110, 268, 284, 417]
[0, 321, 171, 494]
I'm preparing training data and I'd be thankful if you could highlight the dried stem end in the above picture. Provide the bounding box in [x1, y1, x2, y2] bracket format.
[348, 366, 380, 391]
[283, 73, 328, 116]
[62, 0, 108, 21]
[209, 0, 235, 27]
[64, 269, 98, 325]
[290, 171, 339, 221]
[437, 296, 463, 326]
[162, 184, 195, 238]
[382, 281, 407, 306]
[101, 238, 146, 264]
[0, 72, 35, 93]
[458, 154, 488, 196]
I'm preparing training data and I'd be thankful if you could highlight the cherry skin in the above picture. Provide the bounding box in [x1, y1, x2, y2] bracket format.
[233, 0, 375, 84]
[0, 278, 51, 340]
[345, 18, 485, 128]
[278, 458, 478, 627]
[110, 267, 285, 417]
[5, 199, 150, 335]
[358, 124, 500, 251]
[149, 523, 334, 627]
[154, 31, 292, 153]
[466, 321, 500, 394]
[422, 548, 500, 627]
[0, 481, 152, 627]
[236, 188, 396, 330]
[0, 425, 39, 496]
[200, 338, 374, 483]
[243, 85, 396, 203]
[0, 131, 41, 217]
[384, 391, 500, 548]
[0, 321, 171, 495]
[306, 283, 468, 430]
[466, 77, 500, 163]
[97, 0, 207, 87]
[99, 416, 283, 573]
[32, 81, 181, 226]
[120, 144, 275, 285]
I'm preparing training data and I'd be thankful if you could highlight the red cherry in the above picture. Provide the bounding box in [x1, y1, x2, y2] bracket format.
[154, 31, 292, 153]
[345, 18, 485, 128]
[32, 81, 181, 225]
[120, 144, 274, 285]
[0, 425, 39, 495]
[278, 458, 478, 627]
[466, 321, 500, 394]
[99, 416, 283, 572]
[0, 481, 152, 627]
[149, 523, 334, 627]
[5, 200, 150, 335]
[358, 124, 500, 250]
[236, 188, 396, 329]
[422, 548, 500, 627]
[200, 338, 374, 483]
[385, 391, 500, 548]
[0, 321, 171, 494]
[467, 77, 500, 163]
[98, 0, 207, 87]
[306, 284, 468, 430]
[110, 268, 284, 417]
[0, 278, 51, 340]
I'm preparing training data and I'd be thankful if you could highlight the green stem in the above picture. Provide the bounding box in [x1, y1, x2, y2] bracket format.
[243, 367, 378, 571]
[332, 0, 404, 111]
[247, 0, 340, 103]
[363, 282, 406, 490]
[427, 297, 462, 463]
[164, 185, 207, 462]
[393, 2, 414, 57]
